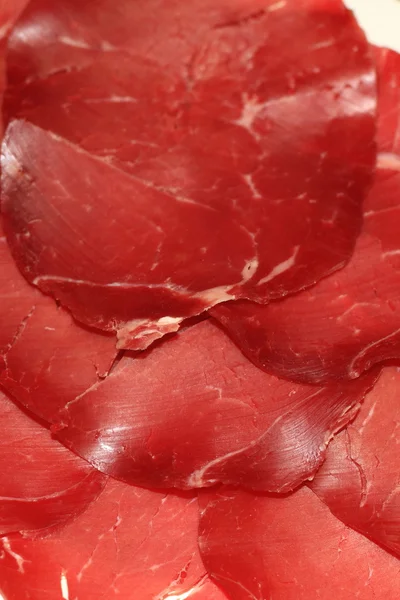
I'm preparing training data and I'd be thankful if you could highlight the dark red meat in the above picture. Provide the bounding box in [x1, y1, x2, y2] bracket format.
[0, 387, 106, 536]
[4, 319, 375, 492]
[0, 478, 226, 600]
[0, 0, 29, 30]
[0, 0, 30, 136]
[0, 222, 118, 423]
[1, 0, 376, 349]
[310, 366, 400, 558]
[199, 485, 400, 600]
[212, 47, 400, 383]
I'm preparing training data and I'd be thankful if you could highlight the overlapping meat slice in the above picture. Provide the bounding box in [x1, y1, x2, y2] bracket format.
[0, 478, 226, 600]
[0, 387, 106, 536]
[4, 319, 375, 492]
[310, 366, 400, 558]
[198, 485, 400, 600]
[0, 220, 118, 422]
[0, 0, 30, 135]
[212, 47, 400, 383]
[1, 0, 376, 349]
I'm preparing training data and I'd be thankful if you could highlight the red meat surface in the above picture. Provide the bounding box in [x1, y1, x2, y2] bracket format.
[0, 478, 226, 600]
[1, 0, 376, 349]
[212, 48, 400, 384]
[0, 387, 106, 536]
[310, 366, 400, 558]
[5, 319, 375, 493]
[199, 485, 400, 600]
[0, 0, 30, 135]
[0, 222, 118, 423]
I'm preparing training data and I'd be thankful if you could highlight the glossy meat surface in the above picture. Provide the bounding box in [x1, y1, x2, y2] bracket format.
[212, 48, 400, 383]
[0, 223, 118, 423]
[48, 321, 377, 492]
[2, 0, 376, 349]
[0, 479, 226, 600]
[199, 485, 400, 599]
[0, 388, 106, 536]
[311, 366, 400, 558]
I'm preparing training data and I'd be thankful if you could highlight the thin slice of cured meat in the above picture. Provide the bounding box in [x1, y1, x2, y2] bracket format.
[0, 0, 30, 136]
[198, 485, 400, 600]
[1, 0, 376, 350]
[8, 319, 377, 493]
[310, 366, 400, 559]
[0, 221, 118, 423]
[0, 478, 227, 600]
[0, 387, 106, 537]
[212, 47, 400, 384]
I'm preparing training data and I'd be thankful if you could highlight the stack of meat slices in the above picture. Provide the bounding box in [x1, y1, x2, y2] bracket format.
[0, 1, 399, 598]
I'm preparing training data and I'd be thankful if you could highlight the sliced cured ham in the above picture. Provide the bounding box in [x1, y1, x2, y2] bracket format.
[310, 366, 400, 558]
[199, 485, 400, 600]
[0, 222, 118, 423]
[212, 47, 400, 383]
[0, 387, 106, 536]
[1, 0, 376, 349]
[4, 319, 376, 493]
[0, 478, 226, 600]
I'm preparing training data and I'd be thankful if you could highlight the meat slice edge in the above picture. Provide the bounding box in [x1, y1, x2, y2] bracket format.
[310, 365, 400, 559]
[0, 479, 227, 600]
[0, 387, 106, 537]
[4, 319, 376, 493]
[198, 485, 400, 600]
[212, 47, 400, 383]
[2, 0, 377, 349]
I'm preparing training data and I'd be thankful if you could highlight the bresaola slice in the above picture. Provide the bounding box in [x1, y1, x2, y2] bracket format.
[0, 387, 106, 536]
[0, 219, 377, 494]
[0, 0, 30, 136]
[0, 478, 227, 600]
[198, 486, 400, 600]
[1, 0, 376, 349]
[212, 47, 400, 384]
[310, 366, 400, 558]
[14, 320, 375, 493]
[0, 221, 118, 423]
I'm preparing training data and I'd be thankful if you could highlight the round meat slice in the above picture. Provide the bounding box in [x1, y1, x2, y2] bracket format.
[0, 387, 106, 536]
[3, 320, 376, 493]
[310, 366, 400, 558]
[0, 221, 118, 423]
[212, 48, 400, 383]
[2, 0, 376, 350]
[199, 485, 400, 600]
[0, 0, 30, 136]
[0, 478, 227, 600]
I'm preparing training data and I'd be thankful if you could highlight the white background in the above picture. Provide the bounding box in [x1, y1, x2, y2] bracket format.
[344, 0, 400, 51]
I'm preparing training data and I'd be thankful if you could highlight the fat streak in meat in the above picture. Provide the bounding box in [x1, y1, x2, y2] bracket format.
[212, 48, 400, 383]
[199, 485, 400, 599]
[0, 220, 118, 423]
[3, 319, 376, 493]
[1, 0, 376, 349]
[310, 366, 400, 559]
[0, 387, 106, 537]
[0, 478, 226, 600]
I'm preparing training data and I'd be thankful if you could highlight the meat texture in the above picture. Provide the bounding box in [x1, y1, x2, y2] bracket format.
[199, 485, 400, 600]
[212, 47, 400, 384]
[0, 387, 106, 537]
[310, 366, 400, 558]
[0, 222, 118, 423]
[0, 0, 29, 45]
[0, 0, 30, 135]
[0, 478, 226, 600]
[1, 0, 376, 349]
[4, 319, 376, 493]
